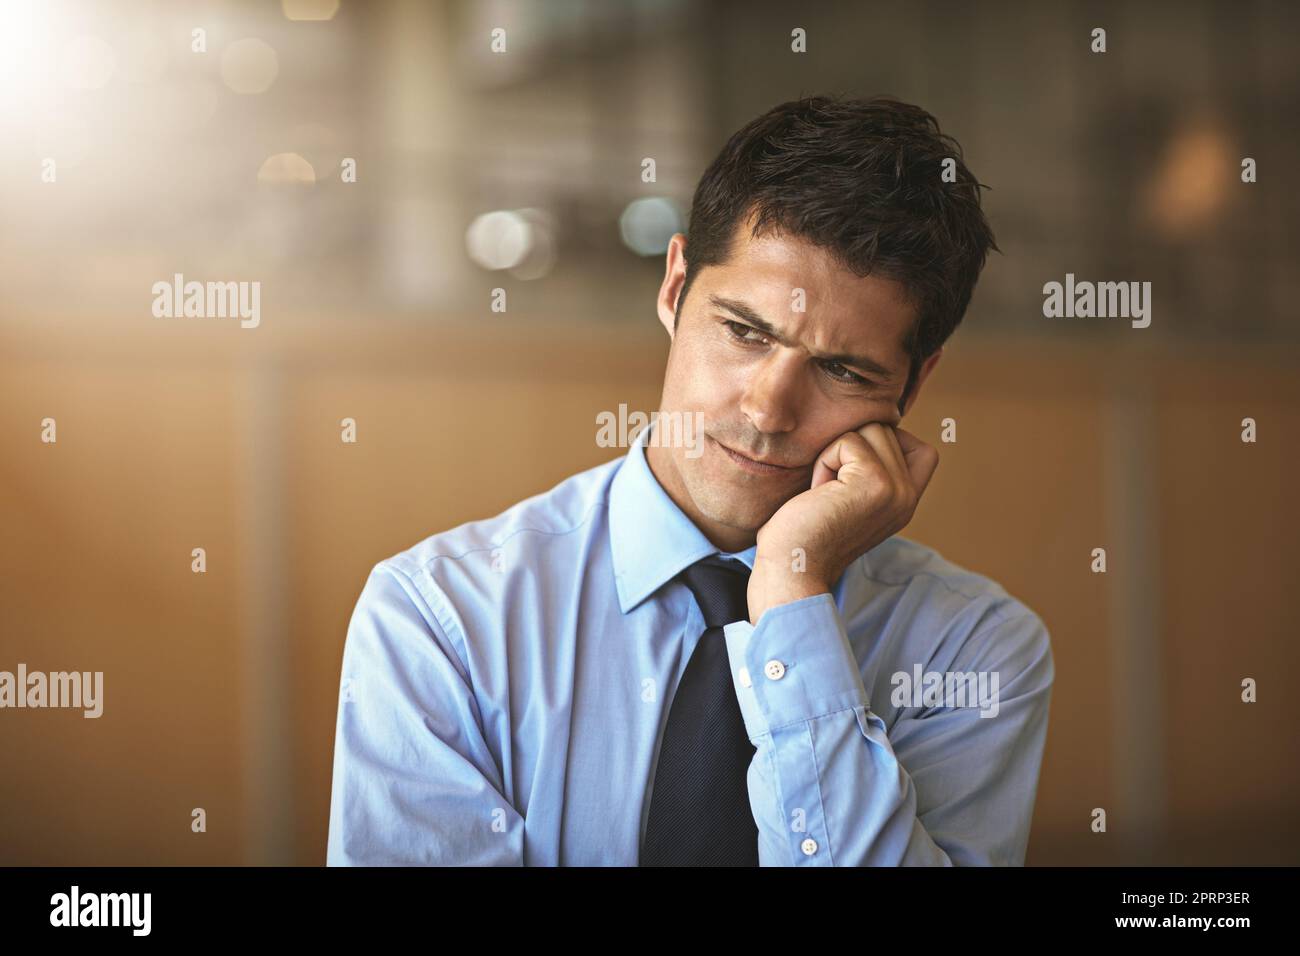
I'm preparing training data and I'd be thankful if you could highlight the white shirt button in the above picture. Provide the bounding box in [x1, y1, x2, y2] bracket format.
[737, 666, 752, 688]
[764, 659, 786, 681]
[801, 838, 818, 856]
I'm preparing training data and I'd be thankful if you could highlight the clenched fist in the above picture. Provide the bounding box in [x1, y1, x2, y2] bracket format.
[747, 421, 940, 625]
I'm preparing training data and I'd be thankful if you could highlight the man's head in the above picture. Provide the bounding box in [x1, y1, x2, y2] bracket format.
[647, 94, 997, 552]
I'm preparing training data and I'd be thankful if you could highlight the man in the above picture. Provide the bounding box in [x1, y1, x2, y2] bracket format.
[327, 94, 1053, 866]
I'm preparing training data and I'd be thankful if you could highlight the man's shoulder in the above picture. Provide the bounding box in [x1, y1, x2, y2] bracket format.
[858, 534, 1018, 604]
[371, 453, 624, 605]
[851, 535, 1052, 659]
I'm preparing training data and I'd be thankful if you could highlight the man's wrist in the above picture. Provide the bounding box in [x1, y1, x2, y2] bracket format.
[747, 566, 832, 625]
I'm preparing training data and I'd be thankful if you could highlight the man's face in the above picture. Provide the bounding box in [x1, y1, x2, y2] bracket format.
[646, 215, 938, 551]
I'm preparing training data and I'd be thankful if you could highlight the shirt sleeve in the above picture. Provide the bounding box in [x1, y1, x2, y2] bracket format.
[723, 592, 1054, 866]
[326, 562, 525, 865]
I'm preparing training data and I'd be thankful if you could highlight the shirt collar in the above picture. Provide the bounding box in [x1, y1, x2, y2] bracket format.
[608, 418, 756, 614]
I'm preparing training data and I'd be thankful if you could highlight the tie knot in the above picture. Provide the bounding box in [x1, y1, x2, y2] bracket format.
[679, 556, 751, 629]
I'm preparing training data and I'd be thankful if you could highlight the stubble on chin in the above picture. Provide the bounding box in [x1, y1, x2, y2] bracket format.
[686, 468, 788, 534]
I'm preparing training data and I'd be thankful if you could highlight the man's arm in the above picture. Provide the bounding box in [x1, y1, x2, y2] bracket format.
[326, 562, 525, 865]
[724, 594, 1053, 865]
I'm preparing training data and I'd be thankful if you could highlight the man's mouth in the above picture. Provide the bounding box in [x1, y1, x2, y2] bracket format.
[709, 436, 804, 476]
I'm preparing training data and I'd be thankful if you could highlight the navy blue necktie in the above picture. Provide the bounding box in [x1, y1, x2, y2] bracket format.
[641, 555, 760, 866]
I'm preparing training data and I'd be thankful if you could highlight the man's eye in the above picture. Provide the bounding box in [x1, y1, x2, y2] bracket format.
[821, 361, 869, 386]
[724, 322, 874, 388]
[723, 320, 763, 343]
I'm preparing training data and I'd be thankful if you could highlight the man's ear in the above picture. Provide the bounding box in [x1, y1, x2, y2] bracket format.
[900, 347, 943, 418]
[657, 233, 688, 338]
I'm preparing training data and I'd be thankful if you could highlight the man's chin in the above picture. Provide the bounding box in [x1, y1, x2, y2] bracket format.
[694, 498, 782, 538]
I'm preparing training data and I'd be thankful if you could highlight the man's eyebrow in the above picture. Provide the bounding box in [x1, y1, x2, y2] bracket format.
[708, 294, 898, 382]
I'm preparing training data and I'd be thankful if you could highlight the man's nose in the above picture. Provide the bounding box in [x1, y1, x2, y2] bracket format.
[738, 353, 801, 435]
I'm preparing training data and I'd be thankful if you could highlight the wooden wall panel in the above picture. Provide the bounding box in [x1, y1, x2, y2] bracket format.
[1154, 364, 1300, 864]
[0, 361, 243, 864]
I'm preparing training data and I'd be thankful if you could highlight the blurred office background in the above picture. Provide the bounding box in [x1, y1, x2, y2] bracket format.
[1, 0, 1297, 865]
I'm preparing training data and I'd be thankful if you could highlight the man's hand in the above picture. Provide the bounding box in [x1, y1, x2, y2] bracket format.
[747, 420, 940, 625]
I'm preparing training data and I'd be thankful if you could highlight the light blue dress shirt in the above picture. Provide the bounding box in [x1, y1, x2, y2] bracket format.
[327, 421, 1054, 866]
